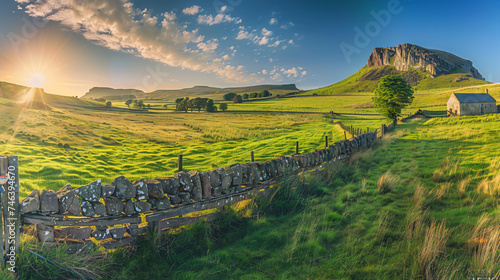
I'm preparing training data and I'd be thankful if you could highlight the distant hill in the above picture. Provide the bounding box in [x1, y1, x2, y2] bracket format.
[310, 43, 490, 95]
[0, 81, 98, 108]
[82, 84, 299, 100]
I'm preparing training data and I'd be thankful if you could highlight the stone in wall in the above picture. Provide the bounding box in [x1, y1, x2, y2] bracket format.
[133, 201, 151, 212]
[20, 189, 40, 214]
[40, 189, 59, 213]
[112, 176, 136, 200]
[209, 169, 221, 188]
[211, 187, 222, 197]
[146, 180, 164, 199]
[123, 200, 136, 216]
[241, 164, 253, 185]
[225, 164, 242, 186]
[257, 163, 270, 181]
[92, 228, 110, 240]
[175, 171, 194, 192]
[149, 197, 172, 210]
[274, 159, 285, 176]
[134, 179, 149, 200]
[81, 201, 95, 217]
[105, 198, 124, 215]
[178, 192, 191, 203]
[109, 227, 127, 239]
[189, 171, 202, 201]
[199, 172, 212, 199]
[54, 227, 92, 240]
[169, 194, 182, 204]
[155, 177, 180, 195]
[56, 184, 81, 216]
[75, 179, 102, 202]
[92, 201, 107, 216]
[221, 174, 232, 189]
[101, 184, 115, 198]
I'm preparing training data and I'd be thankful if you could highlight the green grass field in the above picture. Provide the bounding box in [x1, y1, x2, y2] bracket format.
[10, 113, 500, 279]
[0, 102, 347, 197]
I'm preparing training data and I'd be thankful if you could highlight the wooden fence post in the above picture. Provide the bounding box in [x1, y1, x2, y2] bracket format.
[381, 124, 385, 136]
[344, 131, 347, 140]
[250, 151, 254, 162]
[350, 125, 353, 136]
[178, 155, 183, 172]
[296, 141, 299, 154]
[325, 136, 328, 148]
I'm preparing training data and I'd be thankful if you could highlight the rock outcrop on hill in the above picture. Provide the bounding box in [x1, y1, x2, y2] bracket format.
[367, 43, 483, 80]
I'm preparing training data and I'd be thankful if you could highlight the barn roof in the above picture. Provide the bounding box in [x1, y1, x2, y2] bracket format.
[452, 93, 496, 103]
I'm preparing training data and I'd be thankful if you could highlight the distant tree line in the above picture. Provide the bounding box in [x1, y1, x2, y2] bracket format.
[174, 97, 226, 113]
[125, 99, 150, 109]
[222, 90, 272, 103]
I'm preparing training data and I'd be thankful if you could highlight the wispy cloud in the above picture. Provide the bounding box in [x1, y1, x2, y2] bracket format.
[197, 13, 242, 25]
[183, 5, 202, 15]
[16, 0, 249, 82]
[270, 18, 277, 25]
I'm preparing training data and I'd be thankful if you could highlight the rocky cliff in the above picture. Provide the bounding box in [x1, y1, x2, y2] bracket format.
[367, 43, 484, 80]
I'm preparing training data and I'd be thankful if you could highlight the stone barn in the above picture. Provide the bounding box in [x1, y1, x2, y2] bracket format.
[447, 92, 497, 116]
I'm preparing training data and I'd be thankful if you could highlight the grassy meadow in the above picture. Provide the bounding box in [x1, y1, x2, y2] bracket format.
[10, 113, 500, 279]
[0, 100, 346, 197]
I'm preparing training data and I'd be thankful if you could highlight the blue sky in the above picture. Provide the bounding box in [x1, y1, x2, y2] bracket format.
[0, 0, 499, 96]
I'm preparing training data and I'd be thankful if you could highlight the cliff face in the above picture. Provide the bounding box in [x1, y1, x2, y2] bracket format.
[366, 43, 483, 80]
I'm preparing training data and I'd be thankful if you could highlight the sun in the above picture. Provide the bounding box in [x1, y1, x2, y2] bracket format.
[27, 72, 46, 88]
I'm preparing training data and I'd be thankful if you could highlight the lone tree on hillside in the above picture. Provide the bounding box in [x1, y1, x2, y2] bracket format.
[219, 103, 228, 112]
[106, 101, 112, 107]
[242, 93, 249, 100]
[373, 75, 414, 121]
[125, 99, 133, 108]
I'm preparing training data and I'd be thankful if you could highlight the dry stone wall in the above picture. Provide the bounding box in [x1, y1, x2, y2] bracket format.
[20, 131, 378, 249]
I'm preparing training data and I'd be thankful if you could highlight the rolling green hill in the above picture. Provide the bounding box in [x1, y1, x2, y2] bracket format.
[309, 66, 490, 95]
[308, 44, 491, 95]
[83, 84, 300, 101]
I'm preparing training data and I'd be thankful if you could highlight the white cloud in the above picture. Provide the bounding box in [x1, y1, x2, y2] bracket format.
[197, 13, 242, 25]
[270, 18, 277, 25]
[261, 28, 273, 37]
[182, 5, 202, 15]
[280, 25, 288, 30]
[289, 21, 295, 27]
[197, 39, 218, 52]
[236, 29, 252, 40]
[269, 58, 273, 62]
[262, 70, 268, 75]
[258, 36, 269, 45]
[281, 67, 304, 78]
[268, 40, 281, 47]
[222, 54, 230, 60]
[16, 0, 250, 82]
[288, 39, 294, 44]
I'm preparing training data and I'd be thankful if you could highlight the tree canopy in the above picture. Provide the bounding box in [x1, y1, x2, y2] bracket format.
[223, 92, 237, 101]
[219, 103, 228, 111]
[233, 95, 243, 103]
[373, 75, 414, 120]
[205, 99, 217, 112]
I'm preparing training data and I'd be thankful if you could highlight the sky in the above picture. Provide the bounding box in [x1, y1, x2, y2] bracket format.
[0, 0, 499, 97]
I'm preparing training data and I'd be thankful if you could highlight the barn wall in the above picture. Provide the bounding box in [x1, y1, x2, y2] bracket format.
[460, 102, 497, 116]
